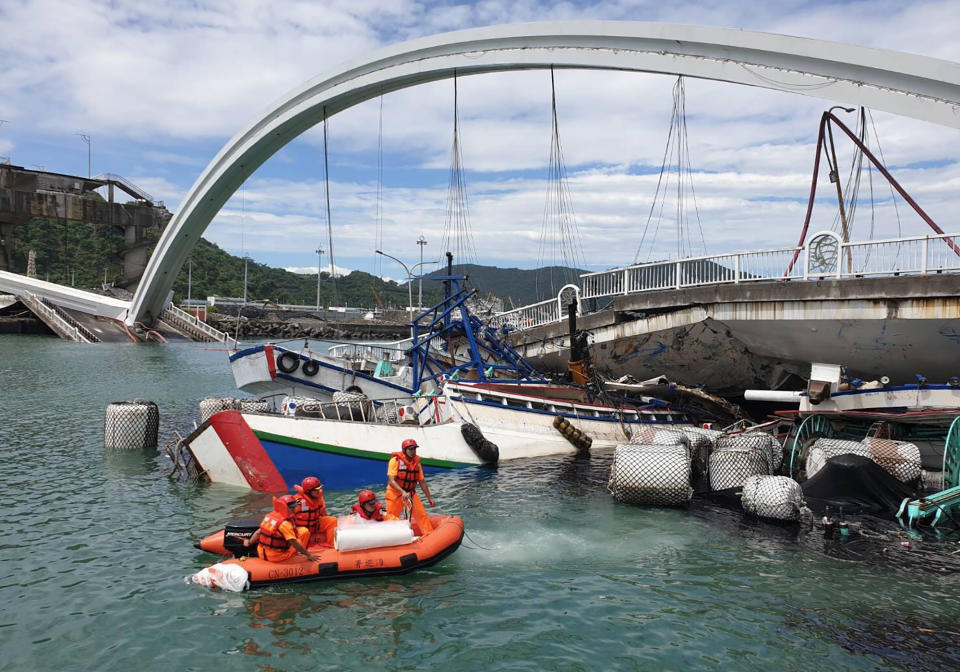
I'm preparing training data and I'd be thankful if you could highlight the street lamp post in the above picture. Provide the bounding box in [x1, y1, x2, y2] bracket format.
[315, 246, 325, 311]
[416, 234, 427, 310]
[375, 250, 438, 337]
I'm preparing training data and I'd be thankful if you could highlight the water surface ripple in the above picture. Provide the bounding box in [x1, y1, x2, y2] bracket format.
[1, 336, 958, 671]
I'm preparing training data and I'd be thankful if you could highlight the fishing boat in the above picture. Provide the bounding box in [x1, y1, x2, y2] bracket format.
[180, 264, 714, 492]
[192, 514, 463, 589]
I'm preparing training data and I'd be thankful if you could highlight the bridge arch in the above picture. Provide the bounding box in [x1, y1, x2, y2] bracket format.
[129, 21, 960, 324]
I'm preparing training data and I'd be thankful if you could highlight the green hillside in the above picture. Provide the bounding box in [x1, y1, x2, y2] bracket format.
[9, 217, 583, 308]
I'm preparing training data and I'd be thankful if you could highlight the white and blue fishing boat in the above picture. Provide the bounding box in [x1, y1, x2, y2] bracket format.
[182, 269, 699, 492]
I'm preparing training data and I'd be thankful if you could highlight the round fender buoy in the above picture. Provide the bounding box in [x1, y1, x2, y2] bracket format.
[277, 352, 300, 373]
[302, 359, 320, 377]
[460, 423, 499, 464]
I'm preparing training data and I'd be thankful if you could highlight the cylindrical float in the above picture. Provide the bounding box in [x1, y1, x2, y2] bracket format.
[334, 519, 415, 551]
[718, 432, 782, 474]
[805, 438, 872, 479]
[199, 397, 238, 424]
[709, 446, 769, 490]
[104, 400, 160, 450]
[860, 437, 922, 483]
[741, 475, 804, 521]
[608, 444, 693, 506]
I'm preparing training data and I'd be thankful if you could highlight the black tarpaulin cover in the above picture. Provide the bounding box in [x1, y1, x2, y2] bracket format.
[802, 454, 916, 515]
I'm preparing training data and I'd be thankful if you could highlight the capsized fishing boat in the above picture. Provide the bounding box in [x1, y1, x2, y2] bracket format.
[191, 514, 463, 589]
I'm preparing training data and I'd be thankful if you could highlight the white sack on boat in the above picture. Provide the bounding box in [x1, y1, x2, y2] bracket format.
[335, 520, 415, 552]
[187, 562, 249, 592]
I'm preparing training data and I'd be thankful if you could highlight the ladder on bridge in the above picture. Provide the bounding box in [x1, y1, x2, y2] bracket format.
[16, 293, 101, 343]
[159, 304, 236, 346]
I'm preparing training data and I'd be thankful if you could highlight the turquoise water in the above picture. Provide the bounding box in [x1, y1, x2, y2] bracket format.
[1, 335, 958, 671]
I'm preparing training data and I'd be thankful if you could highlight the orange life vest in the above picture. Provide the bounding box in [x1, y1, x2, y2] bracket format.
[257, 510, 292, 550]
[292, 486, 327, 535]
[351, 501, 387, 520]
[391, 451, 421, 492]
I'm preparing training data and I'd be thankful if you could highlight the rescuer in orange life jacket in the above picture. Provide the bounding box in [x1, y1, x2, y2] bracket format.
[293, 476, 338, 545]
[386, 439, 435, 533]
[350, 489, 399, 521]
[243, 495, 318, 563]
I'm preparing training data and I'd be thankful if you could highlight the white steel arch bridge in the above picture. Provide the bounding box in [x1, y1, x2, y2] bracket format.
[2, 21, 959, 327]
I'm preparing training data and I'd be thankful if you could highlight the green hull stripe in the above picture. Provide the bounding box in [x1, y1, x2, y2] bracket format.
[253, 430, 471, 469]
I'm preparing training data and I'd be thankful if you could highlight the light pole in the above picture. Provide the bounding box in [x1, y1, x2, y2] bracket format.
[315, 246, 325, 311]
[375, 250, 438, 335]
[416, 234, 427, 310]
[76, 133, 91, 177]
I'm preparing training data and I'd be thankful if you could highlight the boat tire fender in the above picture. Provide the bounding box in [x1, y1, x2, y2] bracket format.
[277, 352, 300, 374]
[461, 423, 499, 464]
[302, 359, 320, 377]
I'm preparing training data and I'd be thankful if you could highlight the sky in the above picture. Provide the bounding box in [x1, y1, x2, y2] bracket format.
[1, 0, 959, 283]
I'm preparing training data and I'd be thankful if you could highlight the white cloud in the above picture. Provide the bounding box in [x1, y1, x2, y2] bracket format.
[2, 0, 959, 281]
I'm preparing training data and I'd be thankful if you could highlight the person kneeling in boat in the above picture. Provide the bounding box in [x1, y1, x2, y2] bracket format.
[351, 489, 398, 521]
[293, 476, 337, 546]
[243, 495, 319, 563]
[386, 439, 435, 534]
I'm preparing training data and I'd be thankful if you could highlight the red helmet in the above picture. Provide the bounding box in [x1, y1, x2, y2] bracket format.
[301, 476, 321, 492]
[358, 489, 377, 504]
[401, 438, 418, 451]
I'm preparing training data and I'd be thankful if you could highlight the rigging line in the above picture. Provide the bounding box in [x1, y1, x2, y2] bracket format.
[680, 89, 707, 258]
[323, 109, 338, 306]
[634, 80, 680, 263]
[866, 108, 904, 239]
[376, 92, 384, 278]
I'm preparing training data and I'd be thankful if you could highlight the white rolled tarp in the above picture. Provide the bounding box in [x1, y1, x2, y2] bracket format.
[335, 519, 415, 552]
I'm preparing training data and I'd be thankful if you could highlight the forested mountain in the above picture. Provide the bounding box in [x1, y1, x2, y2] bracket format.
[11, 218, 584, 309]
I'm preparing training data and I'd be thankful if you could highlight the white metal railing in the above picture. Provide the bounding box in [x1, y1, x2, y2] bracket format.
[162, 304, 236, 344]
[582, 244, 804, 300]
[325, 340, 411, 362]
[494, 231, 960, 331]
[21, 292, 91, 343]
[487, 284, 580, 331]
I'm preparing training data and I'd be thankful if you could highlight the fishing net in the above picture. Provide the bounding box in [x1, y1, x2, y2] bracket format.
[104, 400, 159, 450]
[608, 443, 693, 506]
[741, 475, 805, 521]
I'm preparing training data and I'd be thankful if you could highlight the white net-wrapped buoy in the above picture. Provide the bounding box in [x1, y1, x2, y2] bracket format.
[608, 444, 693, 506]
[709, 447, 769, 490]
[741, 475, 805, 521]
[805, 439, 872, 479]
[199, 397, 238, 424]
[237, 399, 269, 414]
[860, 437, 922, 483]
[104, 400, 159, 450]
[716, 433, 782, 474]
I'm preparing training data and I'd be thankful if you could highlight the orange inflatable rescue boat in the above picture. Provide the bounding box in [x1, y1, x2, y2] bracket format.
[195, 515, 464, 588]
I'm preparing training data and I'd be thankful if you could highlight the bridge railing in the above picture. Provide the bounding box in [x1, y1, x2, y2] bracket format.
[841, 232, 960, 277]
[495, 231, 960, 331]
[581, 245, 803, 300]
